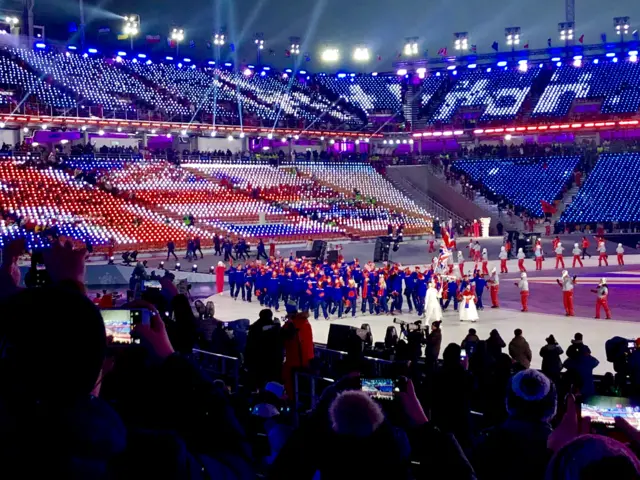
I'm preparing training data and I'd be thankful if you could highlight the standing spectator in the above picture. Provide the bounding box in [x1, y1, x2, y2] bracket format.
[431, 343, 473, 448]
[282, 312, 314, 397]
[509, 329, 532, 370]
[486, 329, 506, 360]
[425, 320, 443, 367]
[461, 328, 480, 355]
[539, 335, 564, 386]
[245, 309, 284, 389]
[563, 343, 599, 397]
[471, 370, 557, 480]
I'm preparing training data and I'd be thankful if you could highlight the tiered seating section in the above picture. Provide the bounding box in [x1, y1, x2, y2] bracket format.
[316, 75, 402, 113]
[3, 44, 640, 128]
[561, 153, 640, 223]
[430, 69, 540, 123]
[0, 55, 76, 110]
[533, 62, 640, 117]
[0, 160, 204, 250]
[454, 156, 580, 217]
[9, 48, 189, 116]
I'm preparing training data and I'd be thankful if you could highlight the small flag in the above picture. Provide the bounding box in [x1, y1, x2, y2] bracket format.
[547, 38, 552, 47]
[470, 44, 477, 53]
[491, 41, 499, 51]
[146, 34, 160, 44]
[437, 47, 447, 56]
[117, 34, 129, 41]
[189, 40, 195, 48]
[68, 22, 78, 33]
[377, 55, 382, 61]
[578, 34, 584, 44]
[98, 27, 110, 35]
[167, 38, 176, 48]
[523, 42, 529, 49]
[601, 33, 607, 43]
[396, 51, 402, 58]
[206, 41, 212, 49]
[304, 53, 310, 62]
[285, 49, 291, 57]
[229, 43, 235, 52]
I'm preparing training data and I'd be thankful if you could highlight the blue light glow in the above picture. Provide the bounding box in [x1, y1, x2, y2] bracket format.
[35, 43, 46, 49]
[166, 56, 174, 60]
[138, 53, 147, 58]
[87, 48, 98, 53]
[117, 51, 127, 56]
[67, 45, 77, 50]
[497, 61, 507, 67]
[183, 58, 191, 62]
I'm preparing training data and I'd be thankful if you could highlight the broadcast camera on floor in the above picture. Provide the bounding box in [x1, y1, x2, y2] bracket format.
[122, 250, 138, 266]
[393, 318, 429, 335]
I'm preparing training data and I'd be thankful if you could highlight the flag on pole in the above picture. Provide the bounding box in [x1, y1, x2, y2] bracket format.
[491, 41, 499, 51]
[284, 49, 291, 57]
[601, 33, 607, 43]
[470, 44, 477, 53]
[146, 35, 161, 44]
[437, 47, 447, 56]
[189, 40, 195, 48]
[523, 42, 529, 49]
[167, 38, 176, 48]
[578, 34, 584, 44]
[229, 43, 235, 52]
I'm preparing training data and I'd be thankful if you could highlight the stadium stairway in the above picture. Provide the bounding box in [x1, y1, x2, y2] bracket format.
[385, 165, 508, 233]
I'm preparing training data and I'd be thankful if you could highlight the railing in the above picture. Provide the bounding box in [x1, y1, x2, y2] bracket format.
[191, 348, 241, 391]
[293, 371, 335, 427]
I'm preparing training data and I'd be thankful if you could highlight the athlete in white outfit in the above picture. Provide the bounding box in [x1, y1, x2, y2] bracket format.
[424, 280, 443, 326]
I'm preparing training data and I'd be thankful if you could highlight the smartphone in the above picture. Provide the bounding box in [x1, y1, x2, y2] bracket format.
[461, 348, 467, 359]
[101, 308, 151, 344]
[581, 395, 640, 431]
[628, 341, 636, 351]
[362, 377, 407, 400]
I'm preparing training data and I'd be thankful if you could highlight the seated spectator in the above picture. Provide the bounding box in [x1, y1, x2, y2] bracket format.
[509, 329, 532, 370]
[471, 369, 557, 480]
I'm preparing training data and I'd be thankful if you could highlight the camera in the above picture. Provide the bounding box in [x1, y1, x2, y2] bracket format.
[393, 318, 428, 333]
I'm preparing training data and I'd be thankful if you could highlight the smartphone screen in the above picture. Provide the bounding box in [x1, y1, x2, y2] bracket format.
[461, 348, 467, 359]
[361, 378, 394, 401]
[101, 308, 150, 344]
[582, 396, 640, 430]
[628, 341, 636, 351]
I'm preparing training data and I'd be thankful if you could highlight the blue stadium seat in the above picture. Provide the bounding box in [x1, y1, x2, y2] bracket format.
[561, 153, 640, 222]
[455, 156, 580, 216]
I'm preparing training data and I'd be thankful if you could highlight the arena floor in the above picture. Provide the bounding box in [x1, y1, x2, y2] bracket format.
[87, 237, 640, 375]
[202, 245, 640, 376]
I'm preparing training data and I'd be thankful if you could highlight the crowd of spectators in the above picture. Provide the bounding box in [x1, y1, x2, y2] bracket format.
[2, 236, 640, 479]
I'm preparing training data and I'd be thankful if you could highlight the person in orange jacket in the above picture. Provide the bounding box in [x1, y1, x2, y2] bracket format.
[282, 311, 314, 397]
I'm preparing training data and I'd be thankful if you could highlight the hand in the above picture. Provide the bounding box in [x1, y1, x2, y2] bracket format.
[396, 378, 428, 426]
[548, 395, 591, 453]
[0, 238, 25, 290]
[43, 239, 86, 286]
[128, 300, 175, 360]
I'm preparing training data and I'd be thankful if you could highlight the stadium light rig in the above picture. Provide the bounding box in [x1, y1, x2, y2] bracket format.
[614, 16, 631, 36]
[214, 33, 225, 46]
[289, 37, 301, 55]
[454, 32, 469, 51]
[403, 37, 419, 56]
[321, 47, 340, 62]
[353, 46, 370, 62]
[255, 33, 265, 50]
[558, 21, 574, 43]
[505, 27, 521, 47]
[171, 28, 184, 42]
[123, 15, 140, 37]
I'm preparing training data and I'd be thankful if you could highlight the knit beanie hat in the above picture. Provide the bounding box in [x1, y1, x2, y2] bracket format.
[507, 369, 557, 422]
